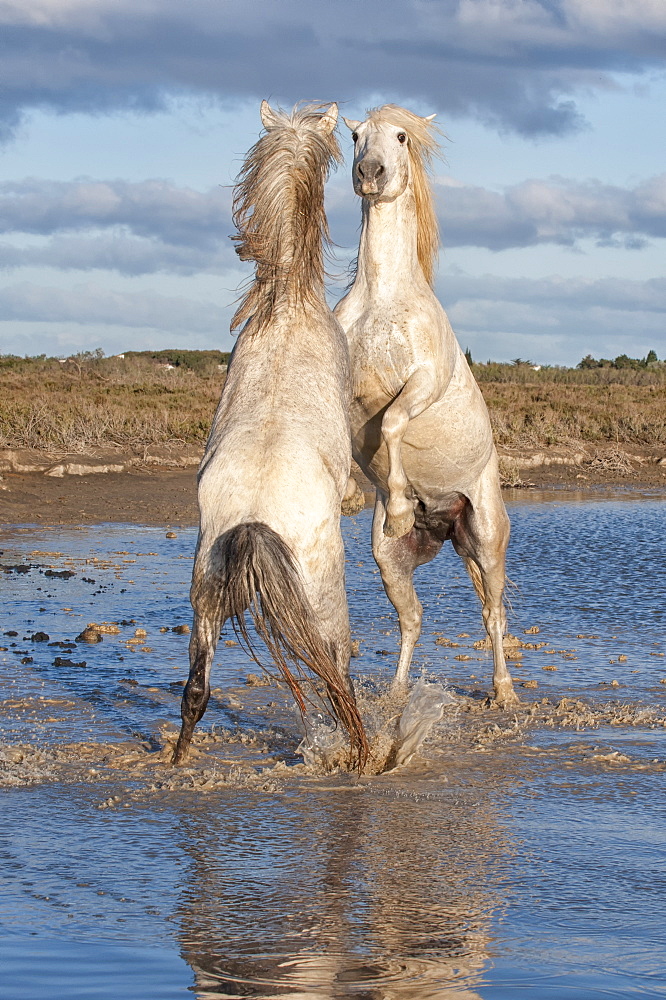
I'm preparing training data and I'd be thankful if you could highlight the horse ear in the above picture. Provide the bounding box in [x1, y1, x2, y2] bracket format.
[342, 116, 361, 131]
[424, 113, 437, 122]
[317, 103, 338, 135]
[260, 100, 280, 129]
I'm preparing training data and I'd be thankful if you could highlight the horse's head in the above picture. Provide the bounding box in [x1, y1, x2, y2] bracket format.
[344, 105, 437, 202]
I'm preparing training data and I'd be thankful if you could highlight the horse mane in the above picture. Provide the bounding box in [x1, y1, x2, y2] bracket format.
[366, 104, 442, 286]
[231, 103, 342, 331]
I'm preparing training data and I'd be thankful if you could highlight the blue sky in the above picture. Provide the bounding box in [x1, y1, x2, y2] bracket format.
[0, 0, 664, 366]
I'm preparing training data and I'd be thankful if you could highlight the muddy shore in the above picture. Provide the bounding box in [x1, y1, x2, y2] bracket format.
[0, 449, 664, 526]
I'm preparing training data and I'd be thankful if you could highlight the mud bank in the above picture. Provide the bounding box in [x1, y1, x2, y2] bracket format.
[1, 447, 665, 527]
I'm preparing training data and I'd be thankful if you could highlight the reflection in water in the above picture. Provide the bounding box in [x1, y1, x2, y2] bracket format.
[176, 777, 514, 998]
[1, 496, 665, 999]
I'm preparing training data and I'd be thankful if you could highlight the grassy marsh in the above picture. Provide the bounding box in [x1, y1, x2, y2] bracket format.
[1, 353, 665, 455]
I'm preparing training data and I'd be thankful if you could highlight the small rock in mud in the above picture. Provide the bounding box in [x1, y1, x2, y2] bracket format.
[4, 631, 18, 637]
[165, 531, 178, 539]
[76, 627, 102, 643]
[29, 631, 50, 642]
[20, 656, 33, 664]
[523, 626, 541, 634]
[172, 624, 190, 635]
[522, 680, 538, 689]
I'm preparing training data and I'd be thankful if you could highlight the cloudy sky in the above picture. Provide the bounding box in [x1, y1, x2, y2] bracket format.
[1, 0, 664, 366]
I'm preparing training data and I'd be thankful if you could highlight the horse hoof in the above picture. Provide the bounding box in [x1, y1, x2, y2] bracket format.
[384, 510, 415, 538]
[494, 686, 520, 707]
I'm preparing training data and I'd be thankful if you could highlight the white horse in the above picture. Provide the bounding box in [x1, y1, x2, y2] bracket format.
[173, 102, 368, 767]
[334, 105, 517, 706]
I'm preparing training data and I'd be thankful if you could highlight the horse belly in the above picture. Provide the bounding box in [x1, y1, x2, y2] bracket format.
[405, 395, 493, 491]
[351, 375, 494, 501]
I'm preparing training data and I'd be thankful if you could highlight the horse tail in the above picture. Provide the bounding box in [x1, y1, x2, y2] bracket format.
[462, 556, 486, 604]
[209, 522, 369, 770]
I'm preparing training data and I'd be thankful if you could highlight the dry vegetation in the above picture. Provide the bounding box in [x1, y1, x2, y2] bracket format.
[483, 382, 666, 448]
[1, 352, 665, 455]
[0, 353, 224, 453]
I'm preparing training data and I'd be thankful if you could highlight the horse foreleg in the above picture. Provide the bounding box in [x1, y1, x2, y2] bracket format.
[172, 602, 221, 765]
[381, 366, 439, 538]
[372, 493, 441, 693]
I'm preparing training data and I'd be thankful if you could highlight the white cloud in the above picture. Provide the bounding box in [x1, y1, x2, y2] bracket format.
[0, 0, 664, 141]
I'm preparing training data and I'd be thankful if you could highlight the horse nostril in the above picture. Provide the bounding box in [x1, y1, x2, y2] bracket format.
[357, 164, 365, 178]
[376, 165, 384, 176]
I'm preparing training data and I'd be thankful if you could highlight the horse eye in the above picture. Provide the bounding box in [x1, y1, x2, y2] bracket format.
[397, 133, 407, 144]
[351, 132, 358, 143]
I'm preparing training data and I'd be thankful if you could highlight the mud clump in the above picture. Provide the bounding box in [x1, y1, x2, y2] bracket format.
[0, 745, 53, 787]
[245, 673, 271, 687]
[76, 627, 103, 643]
[53, 657, 87, 668]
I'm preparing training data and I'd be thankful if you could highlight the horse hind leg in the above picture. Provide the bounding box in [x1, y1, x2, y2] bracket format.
[452, 486, 518, 707]
[172, 589, 222, 765]
[372, 492, 442, 693]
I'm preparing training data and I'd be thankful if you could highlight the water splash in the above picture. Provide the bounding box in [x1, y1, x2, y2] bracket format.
[299, 711, 347, 768]
[388, 679, 457, 769]
[298, 682, 457, 773]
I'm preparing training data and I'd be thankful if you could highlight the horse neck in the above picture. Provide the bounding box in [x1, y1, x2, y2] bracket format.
[356, 187, 424, 295]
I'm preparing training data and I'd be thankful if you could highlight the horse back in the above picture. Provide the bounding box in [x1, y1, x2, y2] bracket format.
[198, 309, 351, 539]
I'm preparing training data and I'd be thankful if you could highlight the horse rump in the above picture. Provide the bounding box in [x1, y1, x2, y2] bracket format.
[174, 522, 368, 769]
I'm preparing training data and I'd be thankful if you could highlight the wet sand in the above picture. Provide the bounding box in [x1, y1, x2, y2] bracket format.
[0, 467, 199, 527]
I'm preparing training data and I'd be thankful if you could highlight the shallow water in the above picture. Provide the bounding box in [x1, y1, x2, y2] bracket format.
[1, 490, 665, 999]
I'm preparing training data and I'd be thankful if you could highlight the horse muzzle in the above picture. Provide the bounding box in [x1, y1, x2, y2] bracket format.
[355, 158, 386, 197]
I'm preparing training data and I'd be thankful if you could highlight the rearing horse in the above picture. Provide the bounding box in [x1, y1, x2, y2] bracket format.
[334, 105, 517, 706]
[173, 102, 368, 768]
